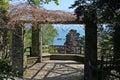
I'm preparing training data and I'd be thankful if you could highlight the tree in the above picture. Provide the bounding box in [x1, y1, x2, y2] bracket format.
[64, 29, 78, 46]
[64, 29, 84, 46]
[98, 25, 114, 55]
[8, 0, 59, 5]
[0, 0, 10, 59]
[27, 0, 59, 5]
[64, 29, 84, 54]
[42, 24, 58, 45]
[70, 0, 120, 23]
[0, 0, 9, 9]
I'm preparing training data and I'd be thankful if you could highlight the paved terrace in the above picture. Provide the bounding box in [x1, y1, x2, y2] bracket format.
[23, 60, 84, 80]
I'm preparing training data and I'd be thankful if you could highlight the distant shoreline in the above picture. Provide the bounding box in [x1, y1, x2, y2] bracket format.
[53, 24, 85, 45]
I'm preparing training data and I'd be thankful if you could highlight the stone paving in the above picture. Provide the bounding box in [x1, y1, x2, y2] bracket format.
[23, 60, 84, 80]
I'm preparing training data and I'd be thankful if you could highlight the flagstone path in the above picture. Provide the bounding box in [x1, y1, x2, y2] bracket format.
[21, 60, 84, 80]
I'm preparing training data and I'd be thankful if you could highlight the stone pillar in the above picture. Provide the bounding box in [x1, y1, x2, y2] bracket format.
[12, 25, 25, 76]
[84, 11, 98, 80]
[31, 24, 42, 62]
[114, 24, 120, 74]
[85, 24, 98, 80]
[39, 25, 42, 62]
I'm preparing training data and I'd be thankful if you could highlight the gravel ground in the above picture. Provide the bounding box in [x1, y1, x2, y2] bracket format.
[22, 60, 84, 80]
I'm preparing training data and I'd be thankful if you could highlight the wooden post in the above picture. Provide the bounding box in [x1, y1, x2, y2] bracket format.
[12, 25, 25, 76]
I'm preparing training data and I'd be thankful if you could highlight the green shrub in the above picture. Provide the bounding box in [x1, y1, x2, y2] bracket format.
[0, 59, 18, 80]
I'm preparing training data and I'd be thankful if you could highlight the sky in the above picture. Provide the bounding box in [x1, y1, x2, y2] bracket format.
[10, 0, 75, 12]
[42, 0, 75, 12]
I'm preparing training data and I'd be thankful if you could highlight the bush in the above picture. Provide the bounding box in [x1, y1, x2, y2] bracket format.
[0, 58, 18, 80]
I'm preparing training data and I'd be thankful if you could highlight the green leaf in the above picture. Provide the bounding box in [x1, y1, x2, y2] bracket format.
[0, 0, 9, 9]
[54, 0, 59, 5]
[35, 0, 41, 5]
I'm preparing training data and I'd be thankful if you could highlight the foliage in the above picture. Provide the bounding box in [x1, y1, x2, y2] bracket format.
[42, 24, 58, 45]
[0, 27, 14, 79]
[0, 0, 59, 78]
[70, 0, 120, 23]
[0, 0, 10, 58]
[69, 0, 97, 23]
[0, 58, 18, 80]
[70, 1, 119, 79]
[96, 0, 120, 23]
[97, 25, 114, 55]
[64, 29, 84, 46]
[25, 27, 32, 47]
[64, 29, 84, 53]
[65, 29, 77, 46]
[0, 0, 9, 9]
[0, 0, 9, 24]
[0, 1, 18, 79]
[0, 0, 9, 52]
[4, 0, 59, 5]
[27, 0, 59, 5]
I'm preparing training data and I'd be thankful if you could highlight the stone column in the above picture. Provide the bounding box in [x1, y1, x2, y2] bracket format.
[85, 24, 98, 80]
[84, 11, 98, 80]
[114, 23, 120, 74]
[38, 25, 42, 62]
[12, 24, 25, 76]
[31, 24, 42, 62]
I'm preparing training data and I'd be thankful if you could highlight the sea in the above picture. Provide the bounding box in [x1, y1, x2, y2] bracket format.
[53, 24, 85, 45]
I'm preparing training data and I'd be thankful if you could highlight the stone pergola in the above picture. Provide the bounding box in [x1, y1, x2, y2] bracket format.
[9, 3, 80, 76]
[8, 3, 118, 80]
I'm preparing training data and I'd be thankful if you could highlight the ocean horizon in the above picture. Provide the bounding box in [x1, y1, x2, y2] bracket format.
[53, 24, 85, 45]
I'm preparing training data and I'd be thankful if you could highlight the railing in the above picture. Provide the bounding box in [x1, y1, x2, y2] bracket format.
[49, 45, 66, 54]
[48, 45, 84, 54]
[42, 45, 49, 53]
[25, 45, 84, 54]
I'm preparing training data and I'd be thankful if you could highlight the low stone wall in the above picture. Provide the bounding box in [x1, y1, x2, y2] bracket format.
[27, 57, 38, 64]
[42, 53, 52, 61]
[51, 54, 84, 63]
[27, 54, 84, 65]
